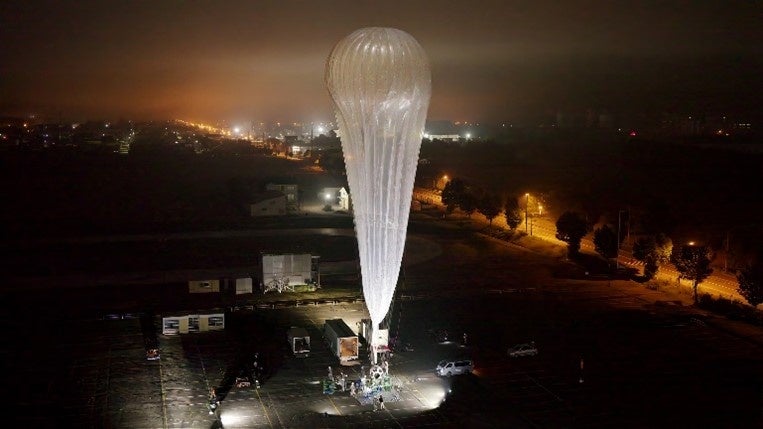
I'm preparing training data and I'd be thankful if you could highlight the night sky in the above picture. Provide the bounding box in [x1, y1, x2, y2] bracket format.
[1, 1, 761, 123]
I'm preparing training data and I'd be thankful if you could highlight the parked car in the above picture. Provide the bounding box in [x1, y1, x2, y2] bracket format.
[507, 342, 538, 358]
[436, 359, 473, 376]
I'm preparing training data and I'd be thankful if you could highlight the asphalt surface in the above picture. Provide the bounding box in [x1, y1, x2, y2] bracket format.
[5, 202, 763, 428]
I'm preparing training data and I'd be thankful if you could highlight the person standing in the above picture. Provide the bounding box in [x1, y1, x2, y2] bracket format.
[379, 395, 385, 410]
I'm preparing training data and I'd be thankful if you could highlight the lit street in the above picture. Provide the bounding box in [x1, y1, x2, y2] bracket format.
[413, 187, 745, 302]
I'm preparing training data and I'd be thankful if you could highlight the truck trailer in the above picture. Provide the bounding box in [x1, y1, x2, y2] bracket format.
[287, 326, 311, 357]
[359, 319, 390, 357]
[323, 319, 359, 363]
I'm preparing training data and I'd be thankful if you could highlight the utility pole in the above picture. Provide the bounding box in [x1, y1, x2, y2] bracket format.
[724, 231, 730, 272]
[617, 209, 628, 269]
[525, 193, 529, 233]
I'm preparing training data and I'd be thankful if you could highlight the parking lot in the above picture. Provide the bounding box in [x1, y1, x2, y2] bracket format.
[10, 282, 762, 428]
[6, 215, 763, 428]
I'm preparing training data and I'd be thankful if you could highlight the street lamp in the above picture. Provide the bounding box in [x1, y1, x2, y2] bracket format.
[525, 193, 530, 234]
[434, 174, 448, 190]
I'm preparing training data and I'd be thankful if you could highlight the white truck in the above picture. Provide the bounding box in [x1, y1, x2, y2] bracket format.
[323, 319, 359, 363]
[287, 327, 311, 358]
[359, 319, 390, 356]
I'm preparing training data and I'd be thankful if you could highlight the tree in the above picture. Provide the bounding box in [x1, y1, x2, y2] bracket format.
[318, 149, 346, 177]
[478, 192, 503, 225]
[671, 244, 713, 304]
[460, 191, 478, 218]
[632, 233, 673, 279]
[593, 225, 618, 262]
[737, 258, 763, 307]
[504, 196, 523, 230]
[555, 211, 588, 257]
[441, 178, 466, 214]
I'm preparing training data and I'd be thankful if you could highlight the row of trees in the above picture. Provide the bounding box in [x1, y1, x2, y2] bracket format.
[554, 210, 763, 307]
[441, 178, 524, 228]
[438, 177, 762, 308]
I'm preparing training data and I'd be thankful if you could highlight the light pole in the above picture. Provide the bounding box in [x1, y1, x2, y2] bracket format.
[525, 193, 530, 233]
[433, 174, 448, 191]
[616, 209, 630, 269]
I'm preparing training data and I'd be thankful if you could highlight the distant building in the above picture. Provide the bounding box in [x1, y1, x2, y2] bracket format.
[426, 134, 460, 142]
[162, 312, 225, 335]
[321, 187, 351, 211]
[250, 190, 287, 216]
[266, 183, 299, 212]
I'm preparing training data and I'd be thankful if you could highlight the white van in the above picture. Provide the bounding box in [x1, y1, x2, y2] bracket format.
[436, 359, 474, 376]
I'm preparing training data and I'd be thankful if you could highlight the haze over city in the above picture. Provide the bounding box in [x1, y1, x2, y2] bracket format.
[2, 1, 761, 124]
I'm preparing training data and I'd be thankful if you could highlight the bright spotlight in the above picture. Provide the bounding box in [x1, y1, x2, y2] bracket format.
[220, 409, 247, 427]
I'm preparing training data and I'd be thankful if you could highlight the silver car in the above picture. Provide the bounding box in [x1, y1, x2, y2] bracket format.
[507, 343, 538, 358]
[436, 359, 474, 376]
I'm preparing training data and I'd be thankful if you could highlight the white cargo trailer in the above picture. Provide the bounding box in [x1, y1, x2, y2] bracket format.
[359, 319, 390, 359]
[323, 319, 359, 363]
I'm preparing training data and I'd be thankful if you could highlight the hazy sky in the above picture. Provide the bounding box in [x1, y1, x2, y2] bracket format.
[1, 1, 761, 123]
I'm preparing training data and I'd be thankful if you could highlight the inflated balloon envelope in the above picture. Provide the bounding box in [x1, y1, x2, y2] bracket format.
[325, 28, 431, 363]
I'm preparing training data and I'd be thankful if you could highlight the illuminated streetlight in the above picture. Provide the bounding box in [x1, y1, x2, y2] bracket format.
[688, 241, 695, 246]
[525, 193, 530, 234]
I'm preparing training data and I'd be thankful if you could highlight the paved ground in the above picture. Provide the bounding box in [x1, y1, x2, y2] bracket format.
[9, 283, 762, 428]
[5, 203, 763, 428]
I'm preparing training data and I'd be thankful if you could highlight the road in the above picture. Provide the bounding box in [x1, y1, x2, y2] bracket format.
[413, 187, 744, 302]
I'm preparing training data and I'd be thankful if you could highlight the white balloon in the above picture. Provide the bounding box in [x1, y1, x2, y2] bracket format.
[326, 27, 431, 360]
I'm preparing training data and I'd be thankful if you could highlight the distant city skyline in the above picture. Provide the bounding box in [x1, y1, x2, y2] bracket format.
[2, 1, 761, 124]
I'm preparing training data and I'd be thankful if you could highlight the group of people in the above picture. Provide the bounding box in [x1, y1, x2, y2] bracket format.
[344, 361, 393, 411]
